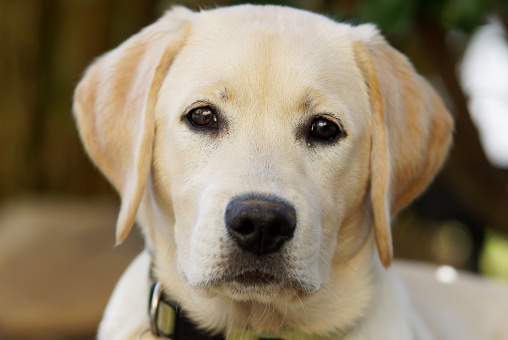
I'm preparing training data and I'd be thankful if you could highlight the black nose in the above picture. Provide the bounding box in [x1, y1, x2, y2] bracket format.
[225, 196, 296, 256]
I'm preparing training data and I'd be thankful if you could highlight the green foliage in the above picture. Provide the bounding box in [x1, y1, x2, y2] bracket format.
[355, 0, 417, 37]
[329, 0, 489, 38]
[439, 0, 487, 33]
[480, 230, 508, 281]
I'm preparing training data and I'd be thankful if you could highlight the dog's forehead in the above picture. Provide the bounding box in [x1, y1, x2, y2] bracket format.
[184, 6, 358, 82]
[191, 5, 341, 42]
[160, 5, 370, 130]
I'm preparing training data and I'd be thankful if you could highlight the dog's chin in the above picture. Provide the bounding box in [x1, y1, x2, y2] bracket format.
[198, 272, 320, 303]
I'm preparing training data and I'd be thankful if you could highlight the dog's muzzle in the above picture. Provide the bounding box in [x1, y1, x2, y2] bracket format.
[225, 195, 296, 256]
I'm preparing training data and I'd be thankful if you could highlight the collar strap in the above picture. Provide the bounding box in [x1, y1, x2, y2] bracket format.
[149, 281, 225, 340]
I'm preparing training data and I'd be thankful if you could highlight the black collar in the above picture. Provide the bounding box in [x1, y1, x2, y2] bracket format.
[149, 281, 225, 340]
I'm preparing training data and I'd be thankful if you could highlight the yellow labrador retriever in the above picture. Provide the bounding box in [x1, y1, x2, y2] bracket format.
[74, 5, 508, 340]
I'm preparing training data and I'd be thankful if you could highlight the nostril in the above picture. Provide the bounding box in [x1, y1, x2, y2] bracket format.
[228, 214, 255, 235]
[239, 218, 255, 235]
[225, 196, 296, 256]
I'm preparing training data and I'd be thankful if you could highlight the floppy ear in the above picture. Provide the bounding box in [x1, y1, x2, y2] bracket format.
[353, 25, 454, 267]
[73, 7, 193, 244]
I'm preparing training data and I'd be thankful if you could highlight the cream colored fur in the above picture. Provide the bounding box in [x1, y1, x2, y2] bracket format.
[73, 5, 508, 340]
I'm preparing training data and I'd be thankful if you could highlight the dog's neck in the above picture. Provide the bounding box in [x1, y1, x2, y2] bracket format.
[148, 278, 354, 339]
[148, 264, 363, 340]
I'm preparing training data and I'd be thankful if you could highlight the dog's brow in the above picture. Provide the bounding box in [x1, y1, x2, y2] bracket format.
[219, 87, 229, 102]
[302, 93, 315, 111]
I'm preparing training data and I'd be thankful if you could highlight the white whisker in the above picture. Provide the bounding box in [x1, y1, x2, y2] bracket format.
[277, 291, 289, 330]
[295, 289, 309, 325]
[321, 283, 344, 307]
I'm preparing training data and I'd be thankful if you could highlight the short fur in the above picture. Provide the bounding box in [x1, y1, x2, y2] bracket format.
[74, 5, 508, 340]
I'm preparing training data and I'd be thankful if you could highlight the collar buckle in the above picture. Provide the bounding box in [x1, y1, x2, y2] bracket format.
[149, 281, 164, 337]
[149, 281, 179, 338]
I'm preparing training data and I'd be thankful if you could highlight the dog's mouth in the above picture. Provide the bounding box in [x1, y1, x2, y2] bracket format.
[190, 250, 321, 300]
[201, 268, 318, 302]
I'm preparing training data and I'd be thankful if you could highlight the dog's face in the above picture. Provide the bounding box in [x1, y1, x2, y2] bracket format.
[152, 12, 373, 301]
[74, 4, 452, 316]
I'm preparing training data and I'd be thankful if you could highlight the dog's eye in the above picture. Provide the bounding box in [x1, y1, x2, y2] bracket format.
[310, 118, 341, 141]
[187, 106, 218, 128]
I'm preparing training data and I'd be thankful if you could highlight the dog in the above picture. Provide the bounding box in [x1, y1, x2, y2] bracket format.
[73, 5, 508, 340]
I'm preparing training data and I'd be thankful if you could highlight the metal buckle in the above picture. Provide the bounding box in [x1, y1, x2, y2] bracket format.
[149, 281, 163, 336]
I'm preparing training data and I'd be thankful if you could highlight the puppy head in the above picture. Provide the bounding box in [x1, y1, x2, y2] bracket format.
[74, 5, 452, 304]
[151, 7, 375, 302]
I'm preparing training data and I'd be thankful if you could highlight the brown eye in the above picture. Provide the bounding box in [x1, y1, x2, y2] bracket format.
[310, 118, 341, 141]
[187, 106, 218, 128]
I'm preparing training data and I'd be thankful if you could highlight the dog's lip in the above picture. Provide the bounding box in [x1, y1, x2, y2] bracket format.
[224, 270, 279, 286]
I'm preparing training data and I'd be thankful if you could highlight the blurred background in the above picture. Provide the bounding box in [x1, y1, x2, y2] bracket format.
[1, 0, 508, 338]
